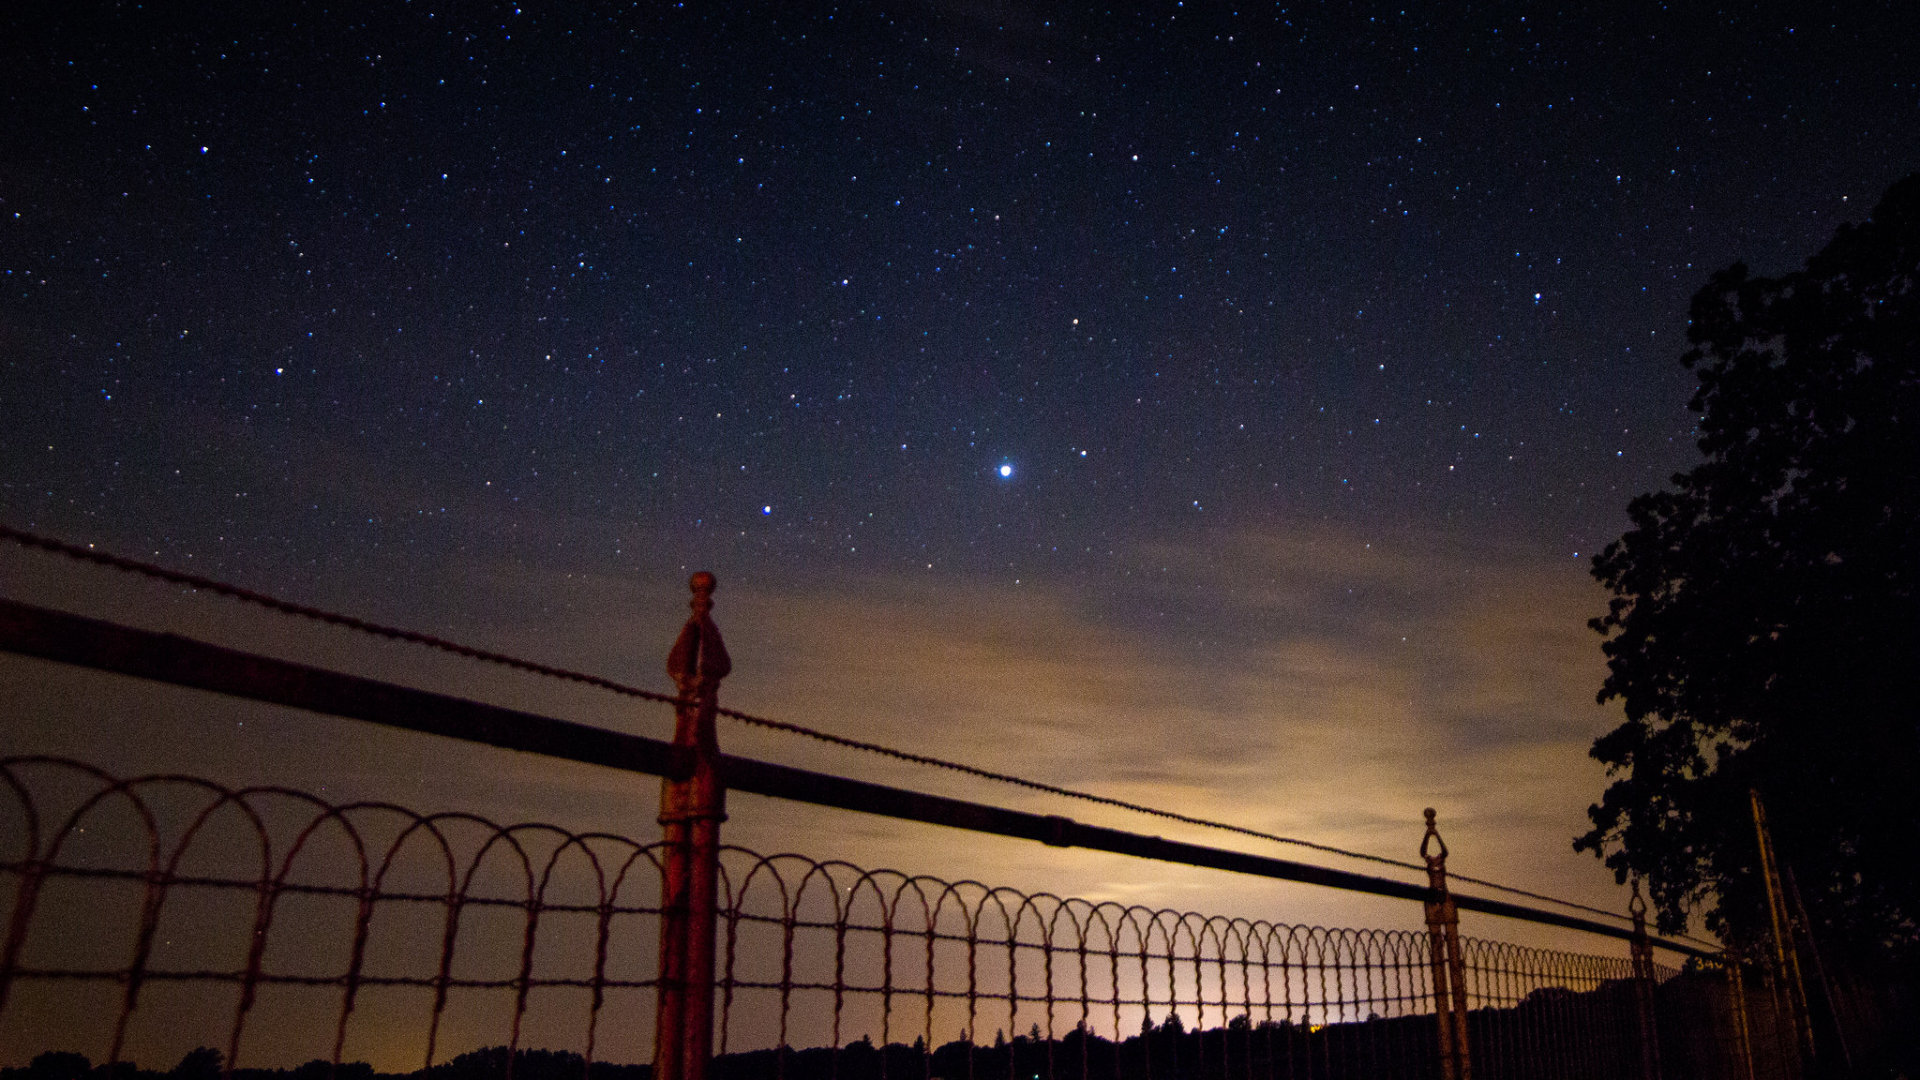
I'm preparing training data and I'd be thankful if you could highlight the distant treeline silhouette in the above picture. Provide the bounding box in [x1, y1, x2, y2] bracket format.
[5, 973, 1753, 1080]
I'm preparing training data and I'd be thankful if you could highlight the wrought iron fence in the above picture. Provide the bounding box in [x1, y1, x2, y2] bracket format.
[0, 756, 670, 1073]
[2, 755, 1774, 1080]
[0, 544, 1841, 1079]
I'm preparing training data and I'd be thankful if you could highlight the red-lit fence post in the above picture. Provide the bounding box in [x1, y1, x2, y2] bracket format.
[1422, 809, 1471, 1080]
[655, 572, 731, 1080]
[1628, 878, 1663, 1080]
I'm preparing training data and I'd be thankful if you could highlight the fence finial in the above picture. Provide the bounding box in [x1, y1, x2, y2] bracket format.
[1422, 806, 1449, 863]
[667, 571, 731, 694]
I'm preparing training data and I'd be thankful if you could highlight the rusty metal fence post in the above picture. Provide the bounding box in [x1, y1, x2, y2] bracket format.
[655, 572, 731, 1080]
[1628, 878, 1663, 1080]
[1422, 809, 1470, 1080]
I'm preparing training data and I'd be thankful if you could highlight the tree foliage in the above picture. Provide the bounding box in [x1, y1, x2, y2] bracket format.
[168, 1050, 222, 1080]
[1579, 174, 1920, 952]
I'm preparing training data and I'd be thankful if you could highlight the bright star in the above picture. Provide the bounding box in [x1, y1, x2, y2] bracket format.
[998, 464, 1013, 478]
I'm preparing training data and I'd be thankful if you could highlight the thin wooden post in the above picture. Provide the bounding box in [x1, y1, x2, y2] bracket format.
[1628, 879, 1662, 1080]
[655, 572, 731, 1080]
[1750, 789, 1814, 1071]
[1726, 957, 1758, 1080]
[1422, 809, 1470, 1080]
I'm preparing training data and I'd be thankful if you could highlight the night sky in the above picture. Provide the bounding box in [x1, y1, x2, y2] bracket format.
[6, 0, 1920, 1025]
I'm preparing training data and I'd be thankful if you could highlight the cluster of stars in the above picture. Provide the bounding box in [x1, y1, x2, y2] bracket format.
[1, 3, 1912, 587]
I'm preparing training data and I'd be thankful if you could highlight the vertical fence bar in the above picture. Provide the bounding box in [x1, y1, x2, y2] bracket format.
[1628, 879, 1662, 1080]
[656, 572, 732, 1080]
[1782, 861, 1856, 1078]
[1727, 955, 1759, 1080]
[1750, 788, 1814, 1073]
[1421, 809, 1470, 1080]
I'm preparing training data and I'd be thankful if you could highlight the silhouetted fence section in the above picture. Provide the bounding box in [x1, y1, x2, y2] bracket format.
[0, 756, 1771, 1080]
[0, 570, 1851, 1078]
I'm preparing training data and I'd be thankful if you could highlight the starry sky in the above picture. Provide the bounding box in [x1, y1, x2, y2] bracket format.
[5, 2, 1920, 1048]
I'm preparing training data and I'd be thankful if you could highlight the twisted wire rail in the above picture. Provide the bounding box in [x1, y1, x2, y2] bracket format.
[0, 523, 1697, 942]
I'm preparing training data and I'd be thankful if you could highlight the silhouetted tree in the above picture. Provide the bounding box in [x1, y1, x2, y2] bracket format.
[26, 1054, 91, 1080]
[289, 1062, 374, 1080]
[1579, 173, 1920, 954]
[170, 1049, 222, 1080]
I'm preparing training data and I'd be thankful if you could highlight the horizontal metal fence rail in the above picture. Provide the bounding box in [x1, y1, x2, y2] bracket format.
[0, 598, 1715, 961]
[0, 758, 1760, 1080]
[0, 521, 1663, 936]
